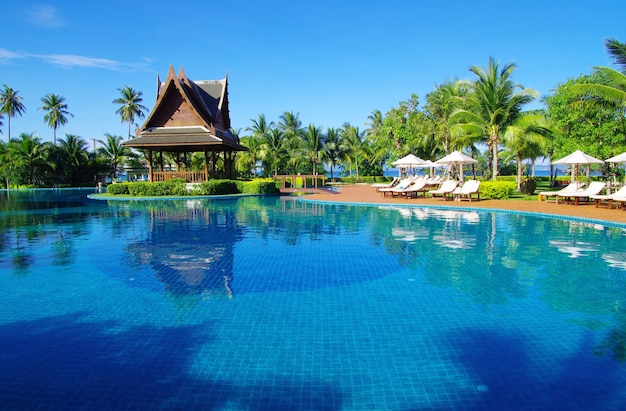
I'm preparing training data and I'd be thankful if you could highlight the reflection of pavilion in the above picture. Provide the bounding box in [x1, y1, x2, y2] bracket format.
[127, 202, 243, 300]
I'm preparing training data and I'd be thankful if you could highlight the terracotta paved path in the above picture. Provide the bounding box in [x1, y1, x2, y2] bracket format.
[299, 184, 626, 225]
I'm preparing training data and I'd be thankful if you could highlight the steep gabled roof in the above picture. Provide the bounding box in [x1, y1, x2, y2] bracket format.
[124, 65, 245, 152]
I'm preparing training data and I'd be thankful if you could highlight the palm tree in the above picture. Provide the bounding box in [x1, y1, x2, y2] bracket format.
[238, 135, 263, 177]
[340, 123, 366, 181]
[571, 38, 626, 114]
[58, 134, 89, 185]
[501, 112, 553, 190]
[278, 111, 303, 139]
[302, 124, 324, 174]
[0, 85, 27, 140]
[262, 128, 285, 176]
[323, 127, 342, 180]
[39, 93, 73, 145]
[452, 58, 538, 180]
[113, 86, 148, 139]
[7, 133, 47, 186]
[97, 133, 133, 179]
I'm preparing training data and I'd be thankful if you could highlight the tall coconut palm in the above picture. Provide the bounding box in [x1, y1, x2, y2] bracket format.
[452, 58, 538, 180]
[278, 111, 303, 139]
[97, 133, 133, 179]
[39, 93, 73, 145]
[113, 86, 148, 139]
[0, 85, 26, 140]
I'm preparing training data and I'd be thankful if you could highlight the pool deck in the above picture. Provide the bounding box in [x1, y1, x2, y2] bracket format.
[299, 184, 626, 225]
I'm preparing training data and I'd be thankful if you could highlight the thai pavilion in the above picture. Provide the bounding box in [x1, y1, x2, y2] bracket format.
[123, 65, 247, 182]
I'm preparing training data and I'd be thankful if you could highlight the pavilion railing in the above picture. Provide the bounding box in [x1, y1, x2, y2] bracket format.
[152, 171, 207, 183]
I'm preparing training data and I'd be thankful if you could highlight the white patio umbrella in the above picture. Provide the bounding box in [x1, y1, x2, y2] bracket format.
[606, 151, 626, 184]
[392, 154, 426, 176]
[435, 151, 478, 181]
[553, 150, 604, 185]
[606, 152, 626, 163]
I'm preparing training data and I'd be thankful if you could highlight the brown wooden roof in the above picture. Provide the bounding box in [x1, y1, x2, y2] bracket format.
[123, 65, 246, 152]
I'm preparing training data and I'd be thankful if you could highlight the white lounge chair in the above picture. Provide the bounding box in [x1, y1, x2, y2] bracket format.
[372, 177, 400, 191]
[429, 180, 459, 201]
[590, 185, 626, 209]
[453, 180, 481, 202]
[538, 181, 585, 202]
[378, 177, 414, 196]
[389, 178, 429, 198]
[556, 181, 606, 205]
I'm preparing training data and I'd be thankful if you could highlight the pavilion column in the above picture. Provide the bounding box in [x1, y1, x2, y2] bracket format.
[211, 152, 216, 176]
[148, 149, 154, 182]
[204, 148, 209, 181]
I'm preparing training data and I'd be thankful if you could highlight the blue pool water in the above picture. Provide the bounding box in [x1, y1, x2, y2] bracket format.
[1, 189, 626, 410]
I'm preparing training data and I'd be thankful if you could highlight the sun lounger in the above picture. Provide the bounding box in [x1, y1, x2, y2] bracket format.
[429, 180, 458, 201]
[453, 180, 481, 202]
[611, 196, 626, 209]
[378, 177, 413, 195]
[389, 179, 429, 198]
[556, 181, 606, 205]
[538, 181, 585, 202]
[372, 177, 400, 191]
[590, 185, 626, 209]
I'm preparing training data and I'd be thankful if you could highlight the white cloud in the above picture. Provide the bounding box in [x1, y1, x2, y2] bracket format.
[26, 4, 68, 28]
[0, 47, 150, 71]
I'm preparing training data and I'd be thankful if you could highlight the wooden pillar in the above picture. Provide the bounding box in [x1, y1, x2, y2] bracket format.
[211, 152, 216, 176]
[148, 149, 154, 182]
[204, 148, 209, 181]
[159, 151, 163, 171]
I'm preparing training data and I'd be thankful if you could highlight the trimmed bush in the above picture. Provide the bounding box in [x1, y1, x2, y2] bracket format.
[198, 179, 240, 195]
[127, 179, 189, 196]
[519, 178, 537, 196]
[480, 181, 516, 199]
[241, 179, 280, 194]
[107, 183, 131, 195]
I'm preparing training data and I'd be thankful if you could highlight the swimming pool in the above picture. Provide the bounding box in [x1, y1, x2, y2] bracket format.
[1, 189, 625, 410]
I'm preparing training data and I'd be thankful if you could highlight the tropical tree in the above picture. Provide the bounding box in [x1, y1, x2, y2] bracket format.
[7, 133, 48, 186]
[340, 123, 366, 181]
[238, 135, 263, 177]
[323, 127, 342, 180]
[113, 86, 148, 139]
[96, 133, 133, 178]
[452, 58, 538, 180]
[302, 124, 324, 174]
[0, 85, 26, 140]
[420, 80, 468, 157]
[501, 112, 553, 189]
[39, 93, 73, 145]
[262, 128, 285, 176]
[58, 134, 90, 185]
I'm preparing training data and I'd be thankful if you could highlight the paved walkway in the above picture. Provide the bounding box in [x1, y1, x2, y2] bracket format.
[299, 184, 626, 225]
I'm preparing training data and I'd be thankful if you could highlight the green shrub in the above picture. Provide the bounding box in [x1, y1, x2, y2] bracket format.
[480, 181, 516, 199]
[241, 179, 280, 194]
[127, 179, 189, 196]
[198, 179, 240, 195]
[107, 183, 131, 195]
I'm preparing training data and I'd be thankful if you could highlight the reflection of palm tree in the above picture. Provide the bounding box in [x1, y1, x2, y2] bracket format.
[595, 315, 626, 362]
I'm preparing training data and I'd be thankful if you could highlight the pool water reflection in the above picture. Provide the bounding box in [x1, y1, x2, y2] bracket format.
[1, 189, 626, 410]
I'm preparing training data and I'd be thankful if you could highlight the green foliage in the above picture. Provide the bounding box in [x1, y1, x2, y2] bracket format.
[107, 183, 130, 195]
[121, 179, 188, 196]
[519, 178, 537, 195]
[240, 178, 280, 194]
[480, 181, 516, 199]
[342, 175, 392, 184]
[198, 179, 240, 195]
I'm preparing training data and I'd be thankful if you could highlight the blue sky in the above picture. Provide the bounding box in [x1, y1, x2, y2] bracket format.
[1, 1, 625, 145]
